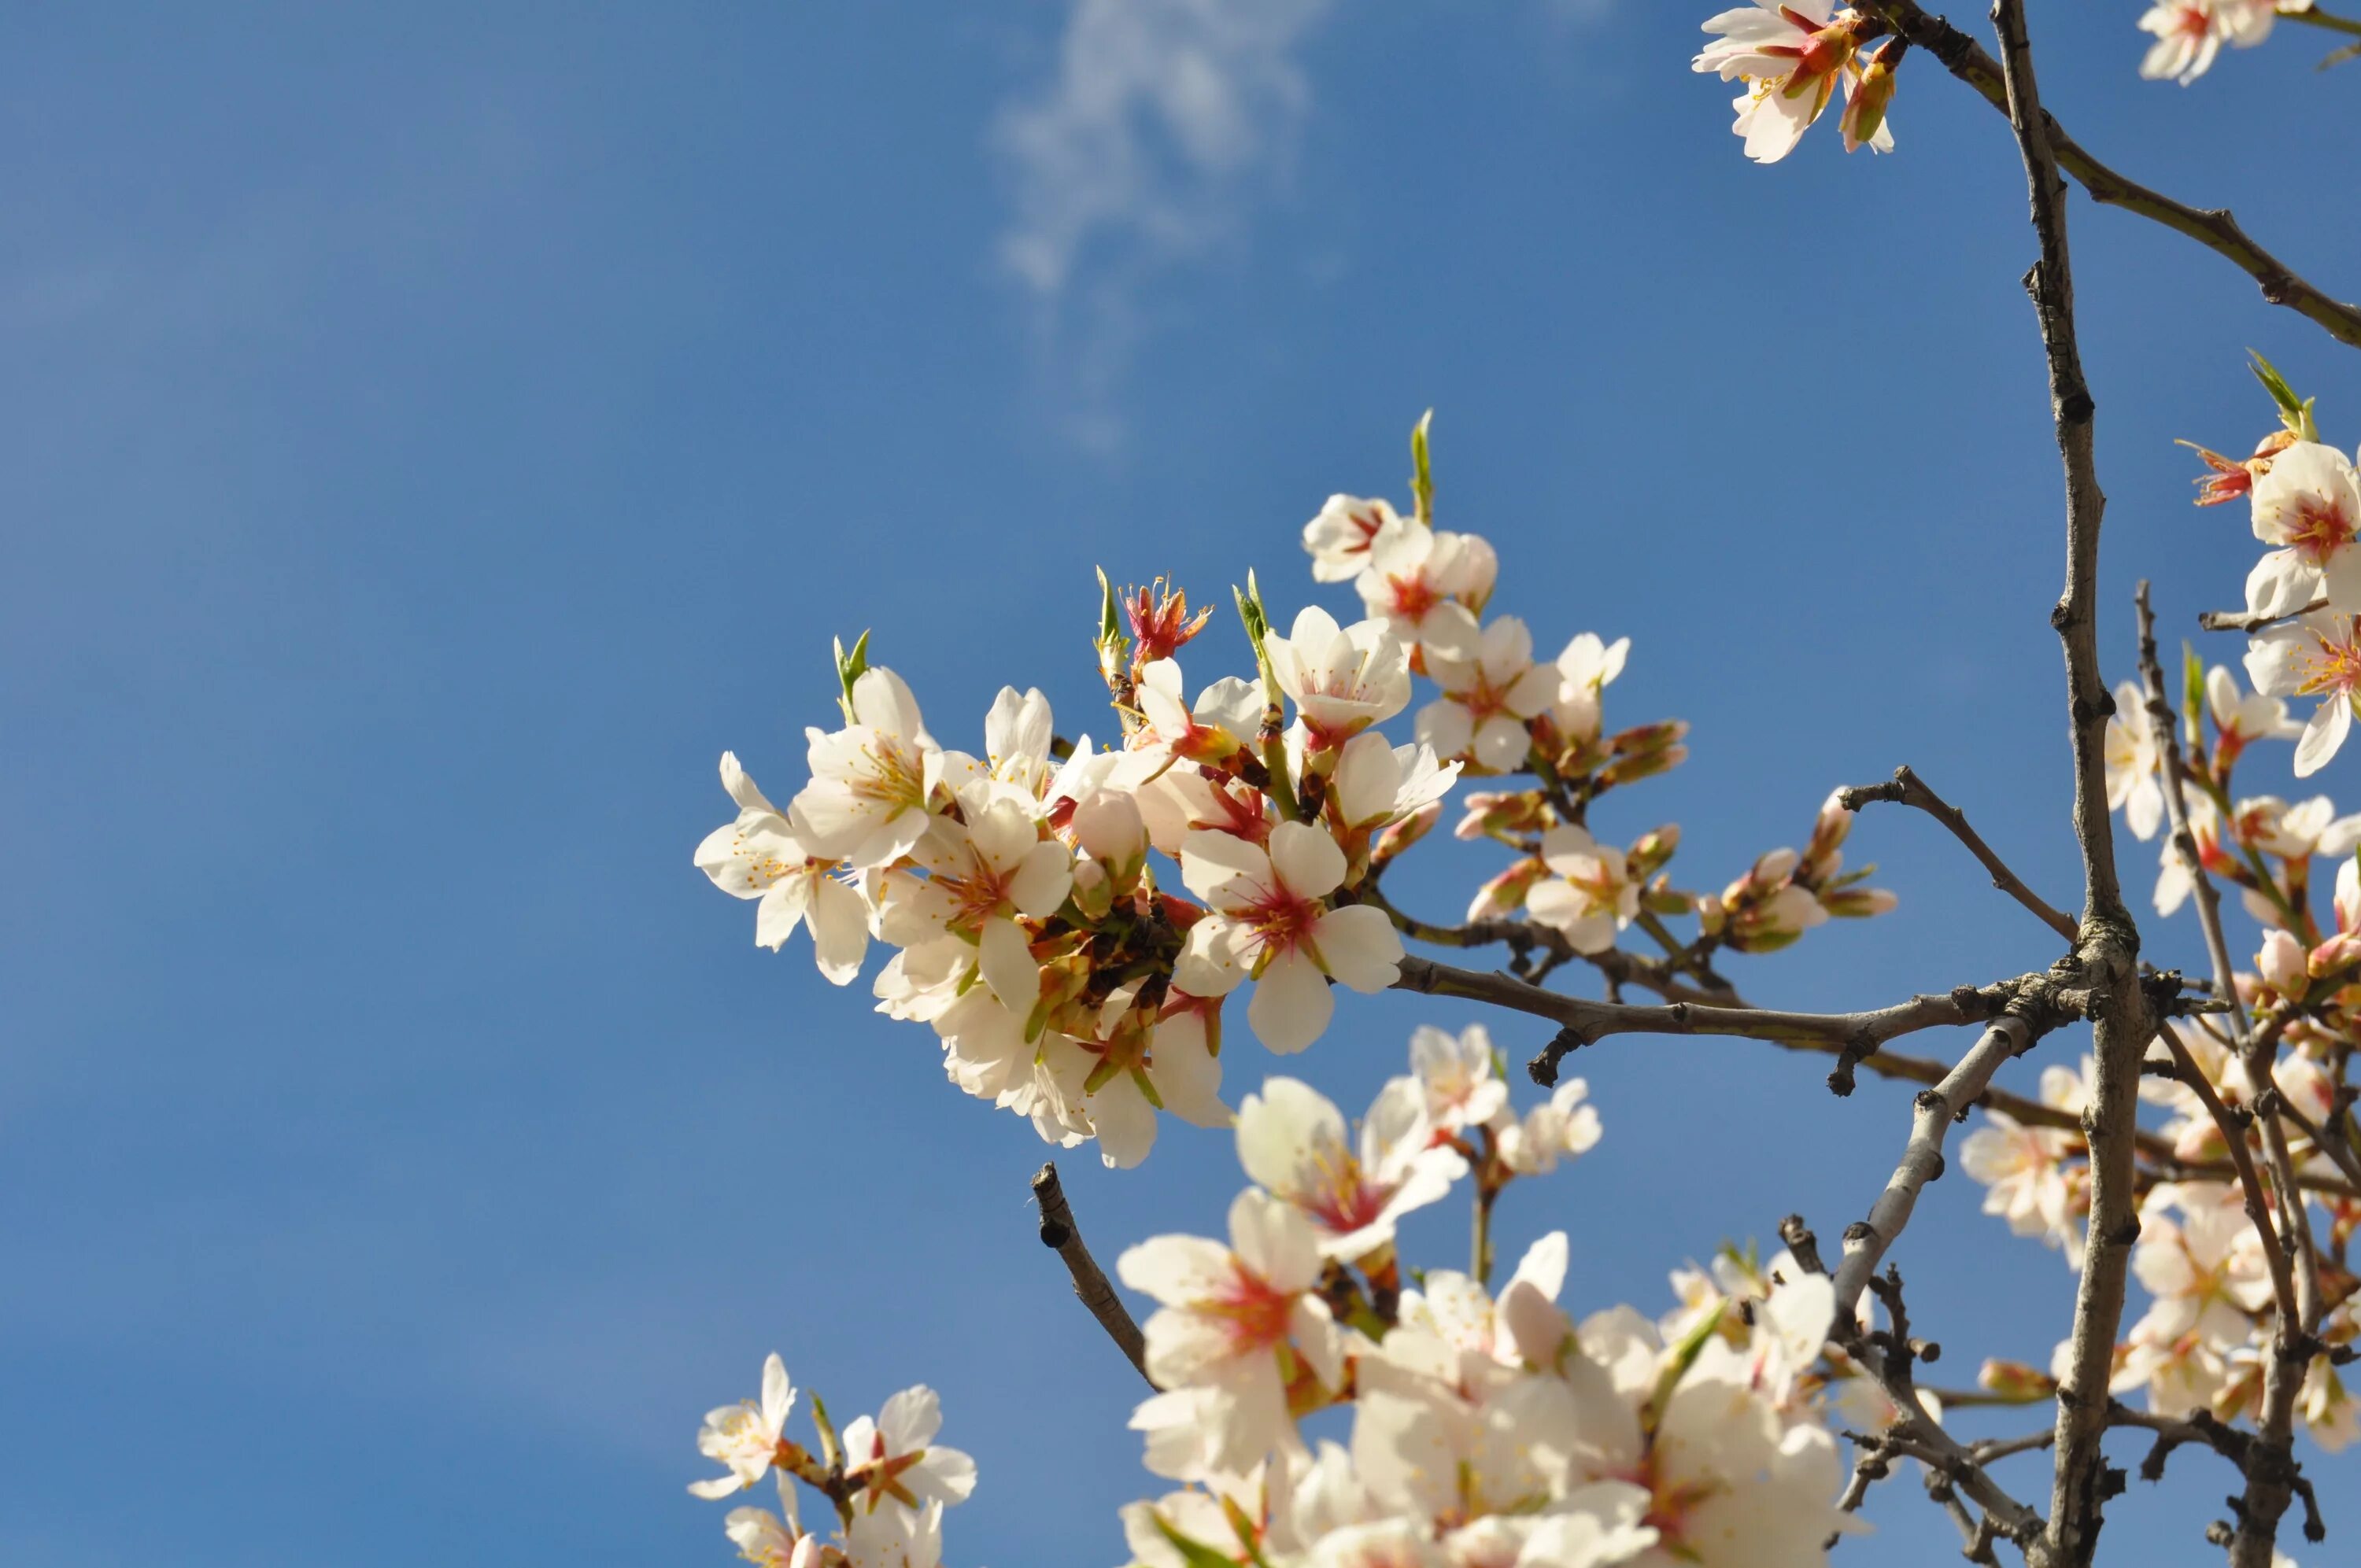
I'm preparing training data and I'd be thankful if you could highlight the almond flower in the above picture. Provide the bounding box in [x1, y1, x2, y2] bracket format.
[877, 791, 1073, 1015]
[725, 1476, 821, 1568]
[2245, 610, 2361, 777]
[793, 666, 947, 869]
[1406, 1023, 1509, 1136]
[1694, 2, 1893, 164]
[1175, 820, 1406, 1054]
[1304, 493, 1404, 584]
[2207, 663, 2302, 769]
[2104, 679, 2165, 841]
[2138, 0, 2290, 86]
[1118, 1189, 1349, 1474]
[1236, 1075, 1466, 1261]
[690, 1353, 798, 1500]
[839, 1385, 977, 1520]
[1352, 521, 1494, 663]
[2245, 440, 2361, 618]
[1552, 632, 1630, 746]
[1959, 1060, 2095, 1266]
[1496, 1079, 1602, 1177]
[1131, 659, 1262, 772]
[695, 753, 872, 984]
[1265, 606, 1414, 749]
[1415, 616, 1560, 773]
[1525, 825, 1639, 954]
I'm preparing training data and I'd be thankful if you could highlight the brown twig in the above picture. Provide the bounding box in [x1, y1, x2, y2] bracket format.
[1030, 1162, 1151, 1386]
[1982, 6, 2156, 1561]
[1860, 0, 2361, 352]
[2197, 596, 2326, 635]
[2134, 581, 2326, 1567]
[1830, 1017, 2039, 1326]
[1839, 765, 2078, 943]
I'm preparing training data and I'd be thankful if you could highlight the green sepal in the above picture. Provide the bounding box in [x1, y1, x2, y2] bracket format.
[2249, 349, 2319, 441]
[833, 630, 873, 724]
[1410, 408, 1435, 526]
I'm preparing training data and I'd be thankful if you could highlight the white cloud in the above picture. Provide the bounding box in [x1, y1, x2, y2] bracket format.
[992, 0, 1333, 299]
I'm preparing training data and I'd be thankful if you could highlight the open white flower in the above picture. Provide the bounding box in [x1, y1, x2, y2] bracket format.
[2138, 0, 2285, 85]
[1417, 617, 1559, 773]
[2104, 680, 2165, 841]
[696, 753, 872, 983]
[690, 1352, 797, 1499]
[1065, 986, 1232, 1169]
[1407, 1023, 1509, 1136]
[1330, 732, 1461, 838]
[878, 793, 1072, 1013]
[1305, 493, 1405, 583]
[1352, 522, 1493, 662]
[843, 1499, 944, 1568]
[793, 667, 948, 869]
[2247, 441, 2361, 616]
[1266, 606, 1413, 747]
[1118, 1189, 1348, 1474]
[1496, 1079, 1602, 1176]
[2207, 663, 2302, 762]
[1176, 820, 1405, 1053]
[724, 1475, 820, 1568]
[841, 1385, 977, 1521]
[1526, 825, 1639, 954]
[1959, 1061, 2094, 1266]
[1694, 2, 1892, 164]
[1237, 1075, 1465, 1260]
[1553, 632, 1630, 744]
[2245, 610, 2361, 777]
[1132, 659, 1262, 773]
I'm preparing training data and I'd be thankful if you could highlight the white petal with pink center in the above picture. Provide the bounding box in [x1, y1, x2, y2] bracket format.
[1352, 520, 1493, 662]
[1118, 1190, 1346, 1474]
[2245, 611, 2361, 777]
[1266, 604, 1413, 746]
[1236, 1075, 1465, 1260]
[1526, 825, 1639, 954]
[1176, 820, 1405, 1053]
[696, 753, 873, 984]
[1305, 493, 1406, 583]
[841, 1385, 977, 1520]
[1417, 616, 1559, 774]
[1408, 1022, 1509, 1134]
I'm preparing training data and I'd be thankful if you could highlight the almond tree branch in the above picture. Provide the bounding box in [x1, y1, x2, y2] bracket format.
[2134, 581, 2326, 1567]
[2197, 596, 2326, 635]
[1838, 766, 2079, 943]
[1030, 1162, 1151, 1387]
[1829, 1016, 2039, 1326]
[1861, 0, 2361, 352]
[1979, 6, 2155, 1561]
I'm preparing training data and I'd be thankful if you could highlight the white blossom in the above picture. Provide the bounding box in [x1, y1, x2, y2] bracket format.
[696, 753, 872, 983]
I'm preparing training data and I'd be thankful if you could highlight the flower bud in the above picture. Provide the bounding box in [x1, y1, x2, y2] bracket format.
[1627, 824, 1681, 880]
[1724, 885, 1827, 953]
[2259, 928, 2308, 994]
[1819, 886, 1898, 919]
[1455, 788, 1553, 843]
[1073, 788, 1147, 871]
[1468, 858, 1548, 922]
[1372, 799, 1442, 865]
[1644, 876, 1692, 918]
[1977, 1359, 2058, 1404]
[1840, 37, 1900, 154]
[1695, 892, 1727, 938]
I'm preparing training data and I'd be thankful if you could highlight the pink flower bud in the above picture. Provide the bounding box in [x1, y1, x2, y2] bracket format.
[1372, 799, 1441, 864]
[2259, 928, 2308, 994]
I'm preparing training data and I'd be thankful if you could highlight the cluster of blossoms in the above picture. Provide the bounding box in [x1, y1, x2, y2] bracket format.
[1951, 363, 2361, 1458]
[688, 421, 1919, 1565]
[687, 1354, 975, 1568]
[1694, 4, 2350, 162]
[1692, 3, 1901, 164]
[2137, 1, 2318, 84]
[1114, 1034, 1864, 1568]
[697, 422, 1892, 1170]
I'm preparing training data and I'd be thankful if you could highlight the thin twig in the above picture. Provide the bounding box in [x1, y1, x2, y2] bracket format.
[1030, 1162, 1151, 1387]
[1862, 0, 2361, 352]
[2134, 581, 2326, 1568]
[1839, 765, 2078, 943]
[1830, 1018, 2037, 1326]
[2197, 596, 2326, 635]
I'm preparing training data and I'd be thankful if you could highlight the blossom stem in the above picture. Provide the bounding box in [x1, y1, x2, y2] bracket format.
[2283, 5, 2361, 42]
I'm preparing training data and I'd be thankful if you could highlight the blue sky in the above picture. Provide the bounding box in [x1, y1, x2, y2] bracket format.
[4, 3, 2357, 1563]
